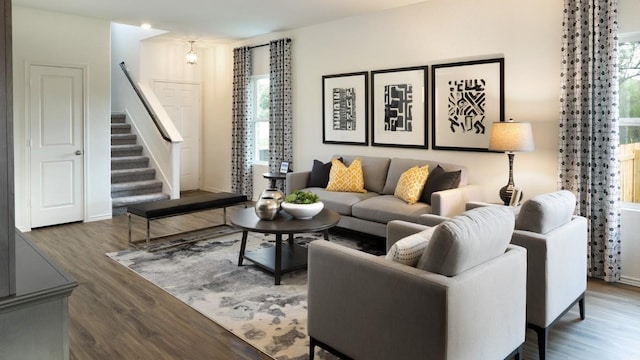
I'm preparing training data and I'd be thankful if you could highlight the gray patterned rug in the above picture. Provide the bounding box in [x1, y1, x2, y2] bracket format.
[106, 227, 384, 360]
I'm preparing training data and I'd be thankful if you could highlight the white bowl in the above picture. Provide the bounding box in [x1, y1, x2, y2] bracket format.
[281, 201, 324, 219]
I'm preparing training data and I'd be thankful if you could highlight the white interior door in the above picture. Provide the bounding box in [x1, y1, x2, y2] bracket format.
[153, 81, 201, 191]
[29, 65, 84, 228]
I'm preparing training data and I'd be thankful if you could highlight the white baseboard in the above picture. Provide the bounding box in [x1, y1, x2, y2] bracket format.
[86, 214, 113, 222]
[619, 275, 640, 288]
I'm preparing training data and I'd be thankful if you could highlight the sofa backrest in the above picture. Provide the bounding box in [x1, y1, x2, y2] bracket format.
[381, 158, 468, 195]
[515, 190, 576, 234]
[335, 155, 390, 194]
[417, 206, 515, 277]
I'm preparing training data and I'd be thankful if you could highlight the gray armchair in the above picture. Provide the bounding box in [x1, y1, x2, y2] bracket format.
[510, 191, 587, 360]
[419, 190, 587, 360]
[308, 206, 527, 360]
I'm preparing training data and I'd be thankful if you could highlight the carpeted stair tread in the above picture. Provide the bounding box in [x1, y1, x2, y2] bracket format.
[111, 193, 171, 208]
[111, 123, 132, 134]
[111, 144, 143, 157]
[111, 113, 126, 123]
[111, 168, 156, 183]
[111, 156, 150, 170]
[111, 134, 137, 145]
[111, 179, 162, 192]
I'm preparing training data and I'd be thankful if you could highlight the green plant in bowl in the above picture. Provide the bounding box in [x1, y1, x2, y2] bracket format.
[284, 190, 320, 204]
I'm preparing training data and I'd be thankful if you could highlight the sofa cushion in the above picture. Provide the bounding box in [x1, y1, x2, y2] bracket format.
[308, 157, 342, 188]
[326, 158, 367, 193]
[382, 158, 432, 195]
[394, 165, 429, 205]
[420, 165, 462, 205]
[385, 226, 437, 266]
[417, 206, 515, 276]
[352, 195, 432, 224]
[338, 155, 391, 194]
[305, 187, 378, 216]
[515, 190, 576, 234]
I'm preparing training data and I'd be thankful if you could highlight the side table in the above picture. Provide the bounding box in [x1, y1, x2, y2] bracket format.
[262, 172, 287, 193]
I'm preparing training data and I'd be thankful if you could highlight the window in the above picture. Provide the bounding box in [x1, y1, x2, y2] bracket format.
[618, 36, 640, 204]
[253, 75, 269, 165]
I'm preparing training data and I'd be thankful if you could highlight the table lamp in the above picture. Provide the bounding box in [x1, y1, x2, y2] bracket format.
[488, 119, 534, 205]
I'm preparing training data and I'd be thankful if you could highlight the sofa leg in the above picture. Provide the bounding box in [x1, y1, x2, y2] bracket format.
[309, 337, 316, 360]
[579, 295, 586, 320]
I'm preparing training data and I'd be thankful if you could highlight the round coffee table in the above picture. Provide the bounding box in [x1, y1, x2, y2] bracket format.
[230, 207, 340, 285]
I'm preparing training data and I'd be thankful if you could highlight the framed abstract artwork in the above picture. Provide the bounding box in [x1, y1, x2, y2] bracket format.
[322, 71, 369, 145]
[431, 58, 504, 151]
[371, 66, 428, 148]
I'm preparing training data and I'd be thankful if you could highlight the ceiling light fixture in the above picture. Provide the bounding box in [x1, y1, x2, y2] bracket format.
[186, 41, 198, 65]
[141, 23, 151, 30]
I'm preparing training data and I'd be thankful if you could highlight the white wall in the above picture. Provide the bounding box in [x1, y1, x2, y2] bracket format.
[223, 0, 563, 203]
[13, 7, 112, 230]
[136, 39, 234, 193]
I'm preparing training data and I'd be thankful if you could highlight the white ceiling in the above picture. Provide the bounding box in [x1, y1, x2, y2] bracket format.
[13, 0, 428, 42]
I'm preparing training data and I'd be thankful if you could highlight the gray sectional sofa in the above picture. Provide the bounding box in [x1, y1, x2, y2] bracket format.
[285, 155, 482, 237]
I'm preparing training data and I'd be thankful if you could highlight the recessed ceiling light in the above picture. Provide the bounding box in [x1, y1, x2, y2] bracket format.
[141, 23, 152, 30]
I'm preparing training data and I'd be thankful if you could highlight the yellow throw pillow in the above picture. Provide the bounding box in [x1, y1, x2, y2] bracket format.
[394, 165, 429, 204]
[326, 158, 367, 193]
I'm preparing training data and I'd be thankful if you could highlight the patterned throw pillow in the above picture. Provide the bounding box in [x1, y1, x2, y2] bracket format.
[385, 226, 437, 267]
[325, 158, 367, 193]
[394, 165, 429, 204]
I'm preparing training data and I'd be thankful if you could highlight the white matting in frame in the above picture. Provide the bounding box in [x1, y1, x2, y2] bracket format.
[322, 71, 369, 145]
[432, 58, 504, 152]
[371, 66, 428, 148]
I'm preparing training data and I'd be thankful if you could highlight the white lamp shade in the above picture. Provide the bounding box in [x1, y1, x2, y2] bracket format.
[488, 121, 534, 152]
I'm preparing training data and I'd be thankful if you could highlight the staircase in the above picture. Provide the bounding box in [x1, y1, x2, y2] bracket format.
[111, 114, 169, 215]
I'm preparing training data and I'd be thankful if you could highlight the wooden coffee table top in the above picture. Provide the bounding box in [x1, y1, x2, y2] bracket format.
[230, 207, 340, 234]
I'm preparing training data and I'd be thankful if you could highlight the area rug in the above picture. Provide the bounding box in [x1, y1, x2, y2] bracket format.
[106, 228, 384, 360]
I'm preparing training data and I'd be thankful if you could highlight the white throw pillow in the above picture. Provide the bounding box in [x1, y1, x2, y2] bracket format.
[385, 226, 437, 267]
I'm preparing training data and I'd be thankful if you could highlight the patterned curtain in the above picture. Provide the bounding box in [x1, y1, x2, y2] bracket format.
[268, 39, 293, 180]
[231, 46, 254, 200]
[558, 0, 621, 282]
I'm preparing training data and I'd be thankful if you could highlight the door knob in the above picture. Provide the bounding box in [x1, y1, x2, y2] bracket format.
[75, 150, 82, 156]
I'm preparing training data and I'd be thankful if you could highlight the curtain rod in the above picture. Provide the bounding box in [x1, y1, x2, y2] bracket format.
[248, 38, 291, 50]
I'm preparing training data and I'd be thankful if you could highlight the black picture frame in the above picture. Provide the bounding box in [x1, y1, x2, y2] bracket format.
[371, 66, 428, 148]
[431, 58, 505, 151]
[322, 71, 369, 145]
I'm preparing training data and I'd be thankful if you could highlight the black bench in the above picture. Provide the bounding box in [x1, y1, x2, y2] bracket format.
[127, 192, 248, 247]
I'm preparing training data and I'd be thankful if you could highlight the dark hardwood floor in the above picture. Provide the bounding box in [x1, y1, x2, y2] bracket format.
[24, 206, 640, 360]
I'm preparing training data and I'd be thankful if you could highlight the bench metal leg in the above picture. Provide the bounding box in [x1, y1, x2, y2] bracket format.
[146, 219, 151, 247]
[128, 213, 132, 244]
[223, 207, 227, 225]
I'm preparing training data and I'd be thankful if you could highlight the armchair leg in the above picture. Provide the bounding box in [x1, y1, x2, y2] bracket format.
[579, 295, 586, 320]
[506, 344, 523, 360]
[531, 324, 549, 360]
[309, 337, 316, 360]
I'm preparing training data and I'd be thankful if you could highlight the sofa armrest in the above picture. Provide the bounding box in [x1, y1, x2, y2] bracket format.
[308, 241, 527, 360]
[386, 220, 430, 250]
[511, 216, 588, 327]
[431, 184, 483, 217]
[416, 214, 450, 227]
[285, 171, 310, 193]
